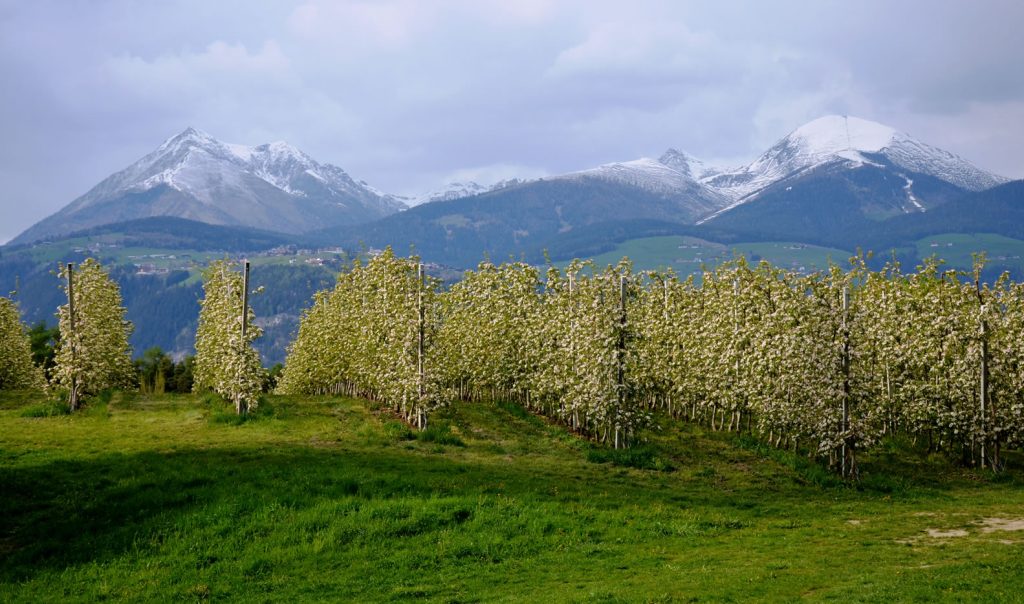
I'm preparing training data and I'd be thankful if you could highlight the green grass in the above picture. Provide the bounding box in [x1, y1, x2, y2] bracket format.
[13, 235, 349, 280]
[2, 392, 1024, 602]
[23, 237, 220, 269]
[575, 236, 853, 276]
[570, 236, 730, 273]
[914, 233, 1024, 272]
[736, 241, 853, 272]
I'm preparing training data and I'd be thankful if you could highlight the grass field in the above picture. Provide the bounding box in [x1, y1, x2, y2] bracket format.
[2, 391, 1024, 602]
[914, 233, 1024, 273]
[573, 236, 731, 273]
[10, 235, 349, 279]
[576, 236, 853, 276]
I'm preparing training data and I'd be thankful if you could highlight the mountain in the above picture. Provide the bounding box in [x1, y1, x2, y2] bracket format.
[699, 115, 1007, 224]
[401, 178, 532, 207]
[864, 179, 1024, 248]
[2, 116, 1018, 365]
[307, 177, 724, 267]
[305, 147, 736, 267]
[406, 181, 491, 206]
[10, 115, 1014, 269]
[554, 152, 729, 221]
[309, 115, 1011, 267]
[11, 128, 406, 245]
[37, 216, 298, 253]
[380, 115, 1008, 248]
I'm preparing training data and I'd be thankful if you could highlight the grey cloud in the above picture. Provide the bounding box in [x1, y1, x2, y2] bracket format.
[1, 0, 1022, 242]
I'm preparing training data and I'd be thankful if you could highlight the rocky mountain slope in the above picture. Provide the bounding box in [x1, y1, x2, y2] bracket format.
[12, 128, 406, 245]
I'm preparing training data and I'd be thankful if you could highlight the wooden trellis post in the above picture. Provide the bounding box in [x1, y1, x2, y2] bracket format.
[417, 262, 426, 429]
[237, 259, 251, 415]
[66, 263, 78, 412]
[616, 274, 628, 449]
[840, 285, 856, 479]
[980, 304, 990, 469]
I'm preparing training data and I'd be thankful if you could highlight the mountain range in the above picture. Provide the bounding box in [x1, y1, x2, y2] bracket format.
[301, 115, 1013, 266]
[4, 115, 1021, 363]
[12, 115, 1011, 253]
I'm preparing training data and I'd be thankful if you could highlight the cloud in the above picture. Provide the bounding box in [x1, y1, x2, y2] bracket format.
[549, 20, 721, 78]
[1, 0, 1022, 241]
[287, 1, 427, 50]
[98, 40, 293, 106]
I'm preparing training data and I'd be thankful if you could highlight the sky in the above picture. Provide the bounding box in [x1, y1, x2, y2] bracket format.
[2, 0, 1023, 243]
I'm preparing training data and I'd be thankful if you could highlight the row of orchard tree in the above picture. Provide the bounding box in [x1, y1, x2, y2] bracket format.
[0, 258, 264, 414]
[279, 249, 1024, 476]
[631, 256, 1024, 476]
[0, 260, 136, 408]
[3, 249, 1022, 475]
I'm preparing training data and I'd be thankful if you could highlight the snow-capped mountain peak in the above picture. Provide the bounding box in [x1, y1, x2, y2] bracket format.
[561, 146, 723, 195]
[787, 115, 899, 157]
[108, 129, 397, 205]
[698, 114, 1008, 222]
[712, 115, 904, 200]
[11, 129, 406, 244]
[567, 157, 691, 192]
[158, 126, 216, 149]
[553, 152, 730, 222]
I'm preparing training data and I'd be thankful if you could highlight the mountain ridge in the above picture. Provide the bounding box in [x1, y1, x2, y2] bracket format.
[10, 116, 1011, 255]
[12, 128, 407, 245]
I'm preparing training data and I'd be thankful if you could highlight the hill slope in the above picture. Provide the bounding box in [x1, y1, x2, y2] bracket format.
[2, 393, 1023, 601]
[310, 177, 722, 267]
[866, 179, 1024, 248]
[307, 115, 1009, 265]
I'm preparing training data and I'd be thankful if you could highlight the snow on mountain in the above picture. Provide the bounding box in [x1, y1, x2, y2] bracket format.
[880, 135, 1008, 192]
[548, 116, 1006, 225]
[657, 148, 721, 181]
[108, 128, 402, 209]
[407, 181, 491, 206]
[411, 116, 1005, 224]
[401, 178, 532, 207]
[12, 116, 1011, 246]
[12, 128, 406, 244]
[556, 151, 731, 221]
[562, 157, 696, 195]
[697, 115, 1009, 224]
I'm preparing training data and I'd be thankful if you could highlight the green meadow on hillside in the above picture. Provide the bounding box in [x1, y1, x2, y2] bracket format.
[913, 233, 1024, 275]
[2, 391, 1023, 602]
[570, 236, 852, 275]
[564, 233, 1024, 278]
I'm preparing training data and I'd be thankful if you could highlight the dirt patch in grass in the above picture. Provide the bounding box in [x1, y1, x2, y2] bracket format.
[979, 518, 1024, 533]
[926, 528, 968, 538]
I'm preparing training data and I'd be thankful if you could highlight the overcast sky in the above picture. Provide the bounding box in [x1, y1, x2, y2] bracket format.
[2, 0, 1023, 243]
